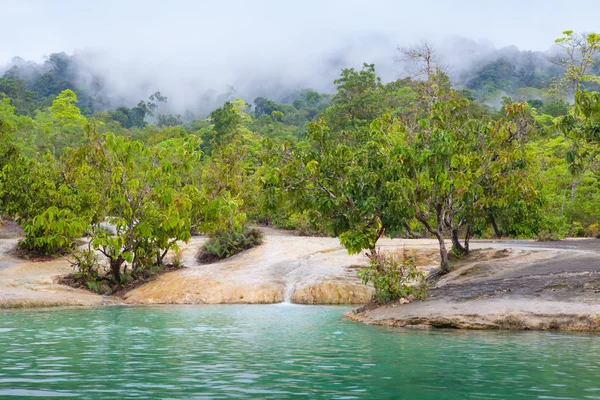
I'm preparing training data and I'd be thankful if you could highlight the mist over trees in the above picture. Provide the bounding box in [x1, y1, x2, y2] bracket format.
[1, 35, 594, 122]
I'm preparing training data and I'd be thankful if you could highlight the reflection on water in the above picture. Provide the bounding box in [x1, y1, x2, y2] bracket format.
[1, 305, 599, 399]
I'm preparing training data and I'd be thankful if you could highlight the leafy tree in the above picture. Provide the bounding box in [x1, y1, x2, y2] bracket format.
[253, 97, 279, 117]
[77, 133, 200, 284]
[273, 114, 409, 255]
[0, 152, 89, 254]
[549, 30, 600, 97]
[34, 89, 87, 157]
[328, 63, 384, 128]
[157, 113, 183, 127]
[550, 30, 600, 234]
[0, 98, 18, 168]
[0, 77, 36, 115]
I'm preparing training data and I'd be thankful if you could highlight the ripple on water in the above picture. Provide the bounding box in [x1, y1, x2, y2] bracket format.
[0, 305, 599, 399]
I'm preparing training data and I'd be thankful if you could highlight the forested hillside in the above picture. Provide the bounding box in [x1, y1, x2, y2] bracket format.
[1, 30, 599, 298]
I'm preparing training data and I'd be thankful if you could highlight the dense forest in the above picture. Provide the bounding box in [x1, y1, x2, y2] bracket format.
[1, 30, 600, 299]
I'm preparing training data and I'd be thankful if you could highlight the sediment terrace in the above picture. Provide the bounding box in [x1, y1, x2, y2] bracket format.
[123, 229, 376, 305]
[347, 239, 600, 331]
[2, 225, 600, 331]
[0, 228, 381, 307]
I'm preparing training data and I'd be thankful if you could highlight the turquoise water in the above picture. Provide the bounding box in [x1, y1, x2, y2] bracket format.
[0, 305, 599, 399]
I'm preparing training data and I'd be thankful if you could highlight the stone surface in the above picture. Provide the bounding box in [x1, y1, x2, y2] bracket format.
[348, 240, 600, 331]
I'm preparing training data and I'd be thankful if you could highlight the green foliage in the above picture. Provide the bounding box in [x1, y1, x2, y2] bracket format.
[19, 207, 86, 254]
[0, 150, 92, 254]
[536, 231, 560, 242]
[275, 113, 410, 255]
[358, 250, 427, 303]
[585, 223, 600, 238]
[80, 132, 199, 284]
[197, 227, 263, 263]
[542, 100, 570, 117]
[4, 31, 600, 296]
[69, 246, 102, 285]
[551, 31, 600, 97]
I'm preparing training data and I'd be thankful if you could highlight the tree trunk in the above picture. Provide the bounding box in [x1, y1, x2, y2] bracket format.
[435, 232, 449, 273]
[450, 228, 468, 255]
[465, 225, 471, 253]
[403, 222, 416, 238]
[416, 207, 449, 273]
[109, 257, 124, 284]
[568, 179, 577, 237]
[488, 211, 502, 238]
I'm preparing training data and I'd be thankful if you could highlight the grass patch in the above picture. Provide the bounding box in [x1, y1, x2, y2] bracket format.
[196, 227, 264, 264]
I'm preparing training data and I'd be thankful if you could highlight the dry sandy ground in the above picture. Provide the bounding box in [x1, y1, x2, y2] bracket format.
[123, 229, 375, 305]
[0, 239, 104, 308]
[0, 227, 377, 308]
[347, 239, 600, 331]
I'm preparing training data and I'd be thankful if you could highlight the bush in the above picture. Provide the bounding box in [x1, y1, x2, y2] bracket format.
[536, 231, 560, 242]
[69, 247, 102, 282]
[64, 244, 184, 295]
[585, 223, 600, 238]
[62, 247, 108, 293]
[358, 249, 427, 303]
[571, 222, 585, 237]
[19, 207, 87, 256]
[197, 227, 263, 264]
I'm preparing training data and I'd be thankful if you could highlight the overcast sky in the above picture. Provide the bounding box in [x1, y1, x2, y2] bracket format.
[2, 0, 599, 111]
[3, 0, 600, 63]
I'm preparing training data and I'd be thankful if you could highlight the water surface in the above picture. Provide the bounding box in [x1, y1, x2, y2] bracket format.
[1, 305, 599, 399]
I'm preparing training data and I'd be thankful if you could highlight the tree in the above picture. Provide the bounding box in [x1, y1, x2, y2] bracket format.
[0, 98, 18, 168]
[386, 84, 537, 271]
[397, 41, 446, 80]
[328, 63, 384, 128]
[35, 89, 87, 157]
[157, 113, 183, 127]
[78, 133, 200, 284]
[0, 77, 36, 115]
[253, 97, 279, 117]
[273, 114, 409, 255]
[0, 152, 89, 254]
[148, 91, 168, 117]
[548, 30, 600, 97]
[210, 101, 244, 143]
[549, 30, 600, 234]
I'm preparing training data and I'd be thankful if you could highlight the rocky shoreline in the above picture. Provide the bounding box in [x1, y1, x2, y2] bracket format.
[344, 299, 600, 331]
[2, 226, 600, 332]
[346, 240, 600, 331]
[0, 228, 377, 308]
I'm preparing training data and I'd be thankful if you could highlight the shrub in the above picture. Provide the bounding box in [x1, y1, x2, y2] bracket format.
[197, 227, 263, 264]
[585, 223, 600, 238]
[63, 246, 107, 293]
[19, 207, 87, 256]
[172, 248, 184, 267]
[536, 231, 560, 242]
[358, 249, 427, 303]
[572, 222, 585, 237]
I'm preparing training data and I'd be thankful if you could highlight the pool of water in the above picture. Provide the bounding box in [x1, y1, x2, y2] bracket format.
[1, 304, 599, 399]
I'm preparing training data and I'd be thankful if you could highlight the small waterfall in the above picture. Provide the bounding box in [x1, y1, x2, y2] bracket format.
[283, 283, 295, 304]
[279, 259, 306, 305]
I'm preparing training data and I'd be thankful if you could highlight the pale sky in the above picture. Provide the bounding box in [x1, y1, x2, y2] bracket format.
[2, 0, 598, 63]
[2, 0, 598, 111]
